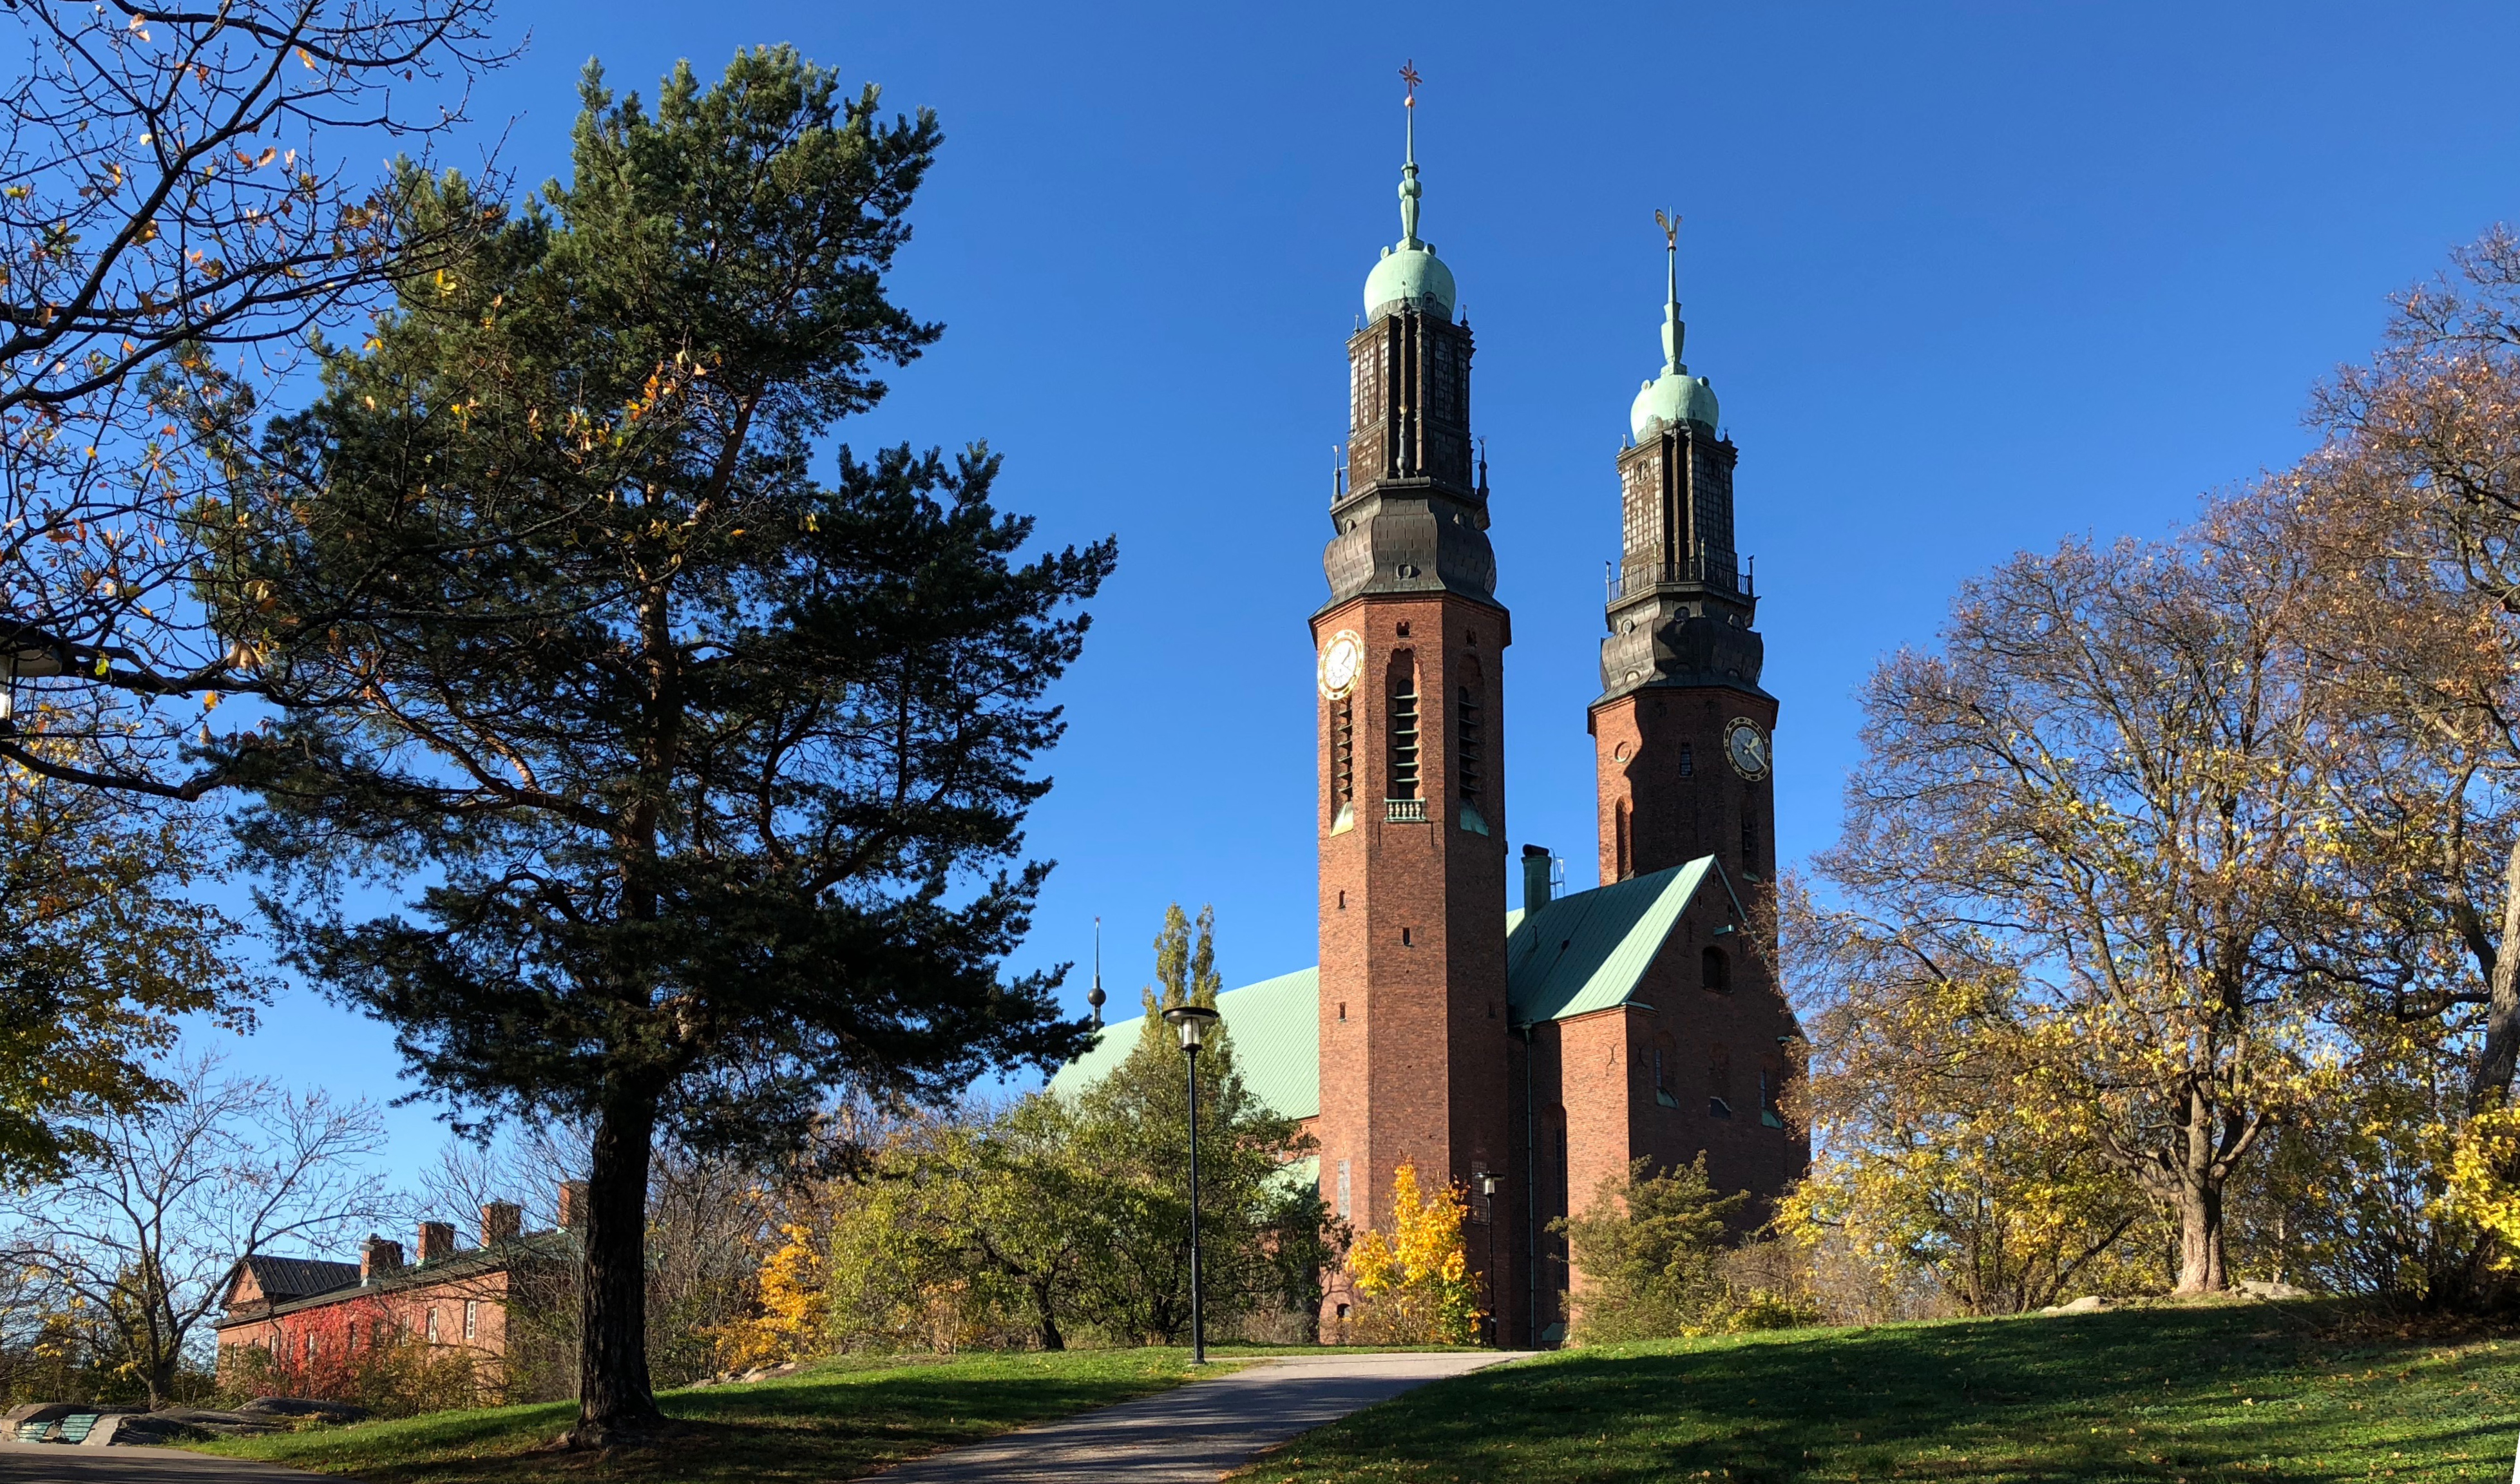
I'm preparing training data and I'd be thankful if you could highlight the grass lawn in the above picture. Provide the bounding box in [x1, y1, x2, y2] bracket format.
[191, 1347, 1234, 1483]
[1235, 1301, 2519, 1483]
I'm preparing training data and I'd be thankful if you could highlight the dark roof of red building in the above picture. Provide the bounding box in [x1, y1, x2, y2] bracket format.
[236, 1255, 363, 1303]
[215, 1233, 576, 1330]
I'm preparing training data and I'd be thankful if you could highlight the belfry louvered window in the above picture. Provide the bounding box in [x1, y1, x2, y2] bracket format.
[1332, 693, 1355, 815]
[1387, 654, 1420, 801]
[1456, 658, 1484, 803]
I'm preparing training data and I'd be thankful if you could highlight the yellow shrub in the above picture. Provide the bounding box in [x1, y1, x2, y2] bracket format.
[1346, 1163, 1480, 1346]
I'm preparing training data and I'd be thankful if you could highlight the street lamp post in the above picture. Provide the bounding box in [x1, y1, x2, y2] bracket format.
[0, 625, 68, 736]
[1478, 1171, 1500, 1347]
[1162, 1002, 1221, 1365]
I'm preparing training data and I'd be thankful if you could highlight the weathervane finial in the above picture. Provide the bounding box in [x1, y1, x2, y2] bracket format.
[1654, 207, 1685, 374]
[1088, 916, 1106, 1027]
[1397, 61, 1425, 248]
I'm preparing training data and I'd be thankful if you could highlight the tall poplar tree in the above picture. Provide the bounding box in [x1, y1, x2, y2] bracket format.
[206, 50, 1110, 1443]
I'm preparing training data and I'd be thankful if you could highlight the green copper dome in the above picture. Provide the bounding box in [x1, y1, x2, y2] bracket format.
[1630, 368, 1719, 439]
[1363, 92, 1455, 321]
[1365, 242, 1456, 319]
[1628, 219, 1717, 437]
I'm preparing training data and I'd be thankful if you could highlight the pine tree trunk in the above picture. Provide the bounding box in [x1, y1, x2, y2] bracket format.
[570, 1093, 663, 1446]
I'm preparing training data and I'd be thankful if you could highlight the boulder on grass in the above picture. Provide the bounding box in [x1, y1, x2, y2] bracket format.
[128, 1409, 281, 1440]
[238, 1396, 370, 1423]
[2237, 1279, 2309, 1300]
[80, 1415, 160, 1447]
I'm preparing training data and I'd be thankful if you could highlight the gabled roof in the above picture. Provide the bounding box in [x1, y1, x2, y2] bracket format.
[230, 1255, 361, 1306]
[214, 1233, 578, 1329]
[1047, 967, 1322, 1121]
[1047, 859, 1737, 1123]
[1505, 857, 1727, 1025]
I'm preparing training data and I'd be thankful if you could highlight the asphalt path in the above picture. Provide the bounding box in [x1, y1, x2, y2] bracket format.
[0, 1440, 335, 1484]
[870, 1349, 1528, 1483]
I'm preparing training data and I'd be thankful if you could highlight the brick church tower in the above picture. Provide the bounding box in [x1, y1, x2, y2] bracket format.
[1591, 220, 1776, 887]
[1311, 95, 1515, 1313]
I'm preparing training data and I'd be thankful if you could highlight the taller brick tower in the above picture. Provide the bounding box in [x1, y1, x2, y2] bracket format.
[1312, 83, 1514, 1315]
[1592, 218, 1777, 886]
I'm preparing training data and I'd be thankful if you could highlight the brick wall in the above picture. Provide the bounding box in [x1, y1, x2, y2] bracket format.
[1313, 592, 1518, 1338]
[214, 1266, 517, 1380]
[1591, 685, 1779, 885]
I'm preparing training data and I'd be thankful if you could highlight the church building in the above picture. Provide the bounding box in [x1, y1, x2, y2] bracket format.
[1054, 104, 1807, 1347]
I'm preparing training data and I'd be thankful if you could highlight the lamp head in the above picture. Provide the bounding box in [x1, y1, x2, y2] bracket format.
[1479, 1172, 1500, 1198]
[1161, 1003, 1221, 1051]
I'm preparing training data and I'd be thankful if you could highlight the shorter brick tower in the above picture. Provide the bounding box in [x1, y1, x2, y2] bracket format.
[1592, 221, 1776, 887]
[1312, 92, 1516, 1334]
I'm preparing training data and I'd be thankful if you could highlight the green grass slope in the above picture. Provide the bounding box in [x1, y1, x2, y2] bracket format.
[193, 1348, 1221, 1483]
[1237, 1303, 2517, 1483]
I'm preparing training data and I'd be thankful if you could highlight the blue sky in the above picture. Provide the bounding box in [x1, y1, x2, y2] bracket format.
[187, 0, 2520, 1183]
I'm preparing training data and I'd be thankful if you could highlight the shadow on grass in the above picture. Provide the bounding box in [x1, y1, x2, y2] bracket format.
[204, 1351, 1212, 1484]
[1242, 1302, 2518, 1484]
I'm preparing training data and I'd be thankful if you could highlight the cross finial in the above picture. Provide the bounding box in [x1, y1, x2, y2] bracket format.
[1395, 61, 1426, 247]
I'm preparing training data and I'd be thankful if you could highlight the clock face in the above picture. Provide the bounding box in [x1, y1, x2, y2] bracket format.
[1724, 718, 1770, 780]
[1319, 630, 1364, 699]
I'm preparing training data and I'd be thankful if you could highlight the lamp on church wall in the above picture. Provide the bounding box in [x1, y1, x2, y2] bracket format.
[1162, 1002, 1221, 1365]
[1478, 1170, 1501, 1347]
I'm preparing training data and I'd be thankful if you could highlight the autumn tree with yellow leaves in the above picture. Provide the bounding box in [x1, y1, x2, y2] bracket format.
[1789, 527, 2345, 1297]
[1344, 1163, 1480, 1346]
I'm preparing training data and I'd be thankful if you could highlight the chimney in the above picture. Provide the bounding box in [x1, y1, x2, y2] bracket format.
[415, 1221, 455, 1264]
[481, 1202, 522, 1247]
[1522, 844, 1554, 911]
[557, 1180, 589, 1231]
[359, 1235, 405, 1284]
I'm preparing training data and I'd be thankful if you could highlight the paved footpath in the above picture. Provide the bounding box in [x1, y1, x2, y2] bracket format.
[872, 1350, 1527, 1484]
[0, 1440, 334, 1484]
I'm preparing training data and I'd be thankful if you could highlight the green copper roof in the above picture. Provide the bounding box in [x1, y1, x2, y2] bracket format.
[1362, 85, 1455, 321]
[1631, 371, 1720, 439]
[1047, 860, 1740, 1121]
[1047, 967, 1322, 1120]
[1629, 217, 1719, 438]
[1505, 858, 1723, 1024]
[1365, 243, 1456, 319]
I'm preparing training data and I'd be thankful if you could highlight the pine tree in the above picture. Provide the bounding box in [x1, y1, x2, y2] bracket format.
[204, 50, 1111, 1442]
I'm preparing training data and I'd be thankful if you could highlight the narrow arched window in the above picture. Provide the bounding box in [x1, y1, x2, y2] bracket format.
[1386, 651, 1420, 802]
[1679, 742, 1694, 777]
[1709, 1042, 1734, 1119]
[1742, 810, 1758, 873]
[1654, 1031, 1679, 1107]
[1456, 656, 1484, 804]
[1701, 945, 1730, 993]
[1614, 800, 1633, 880]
